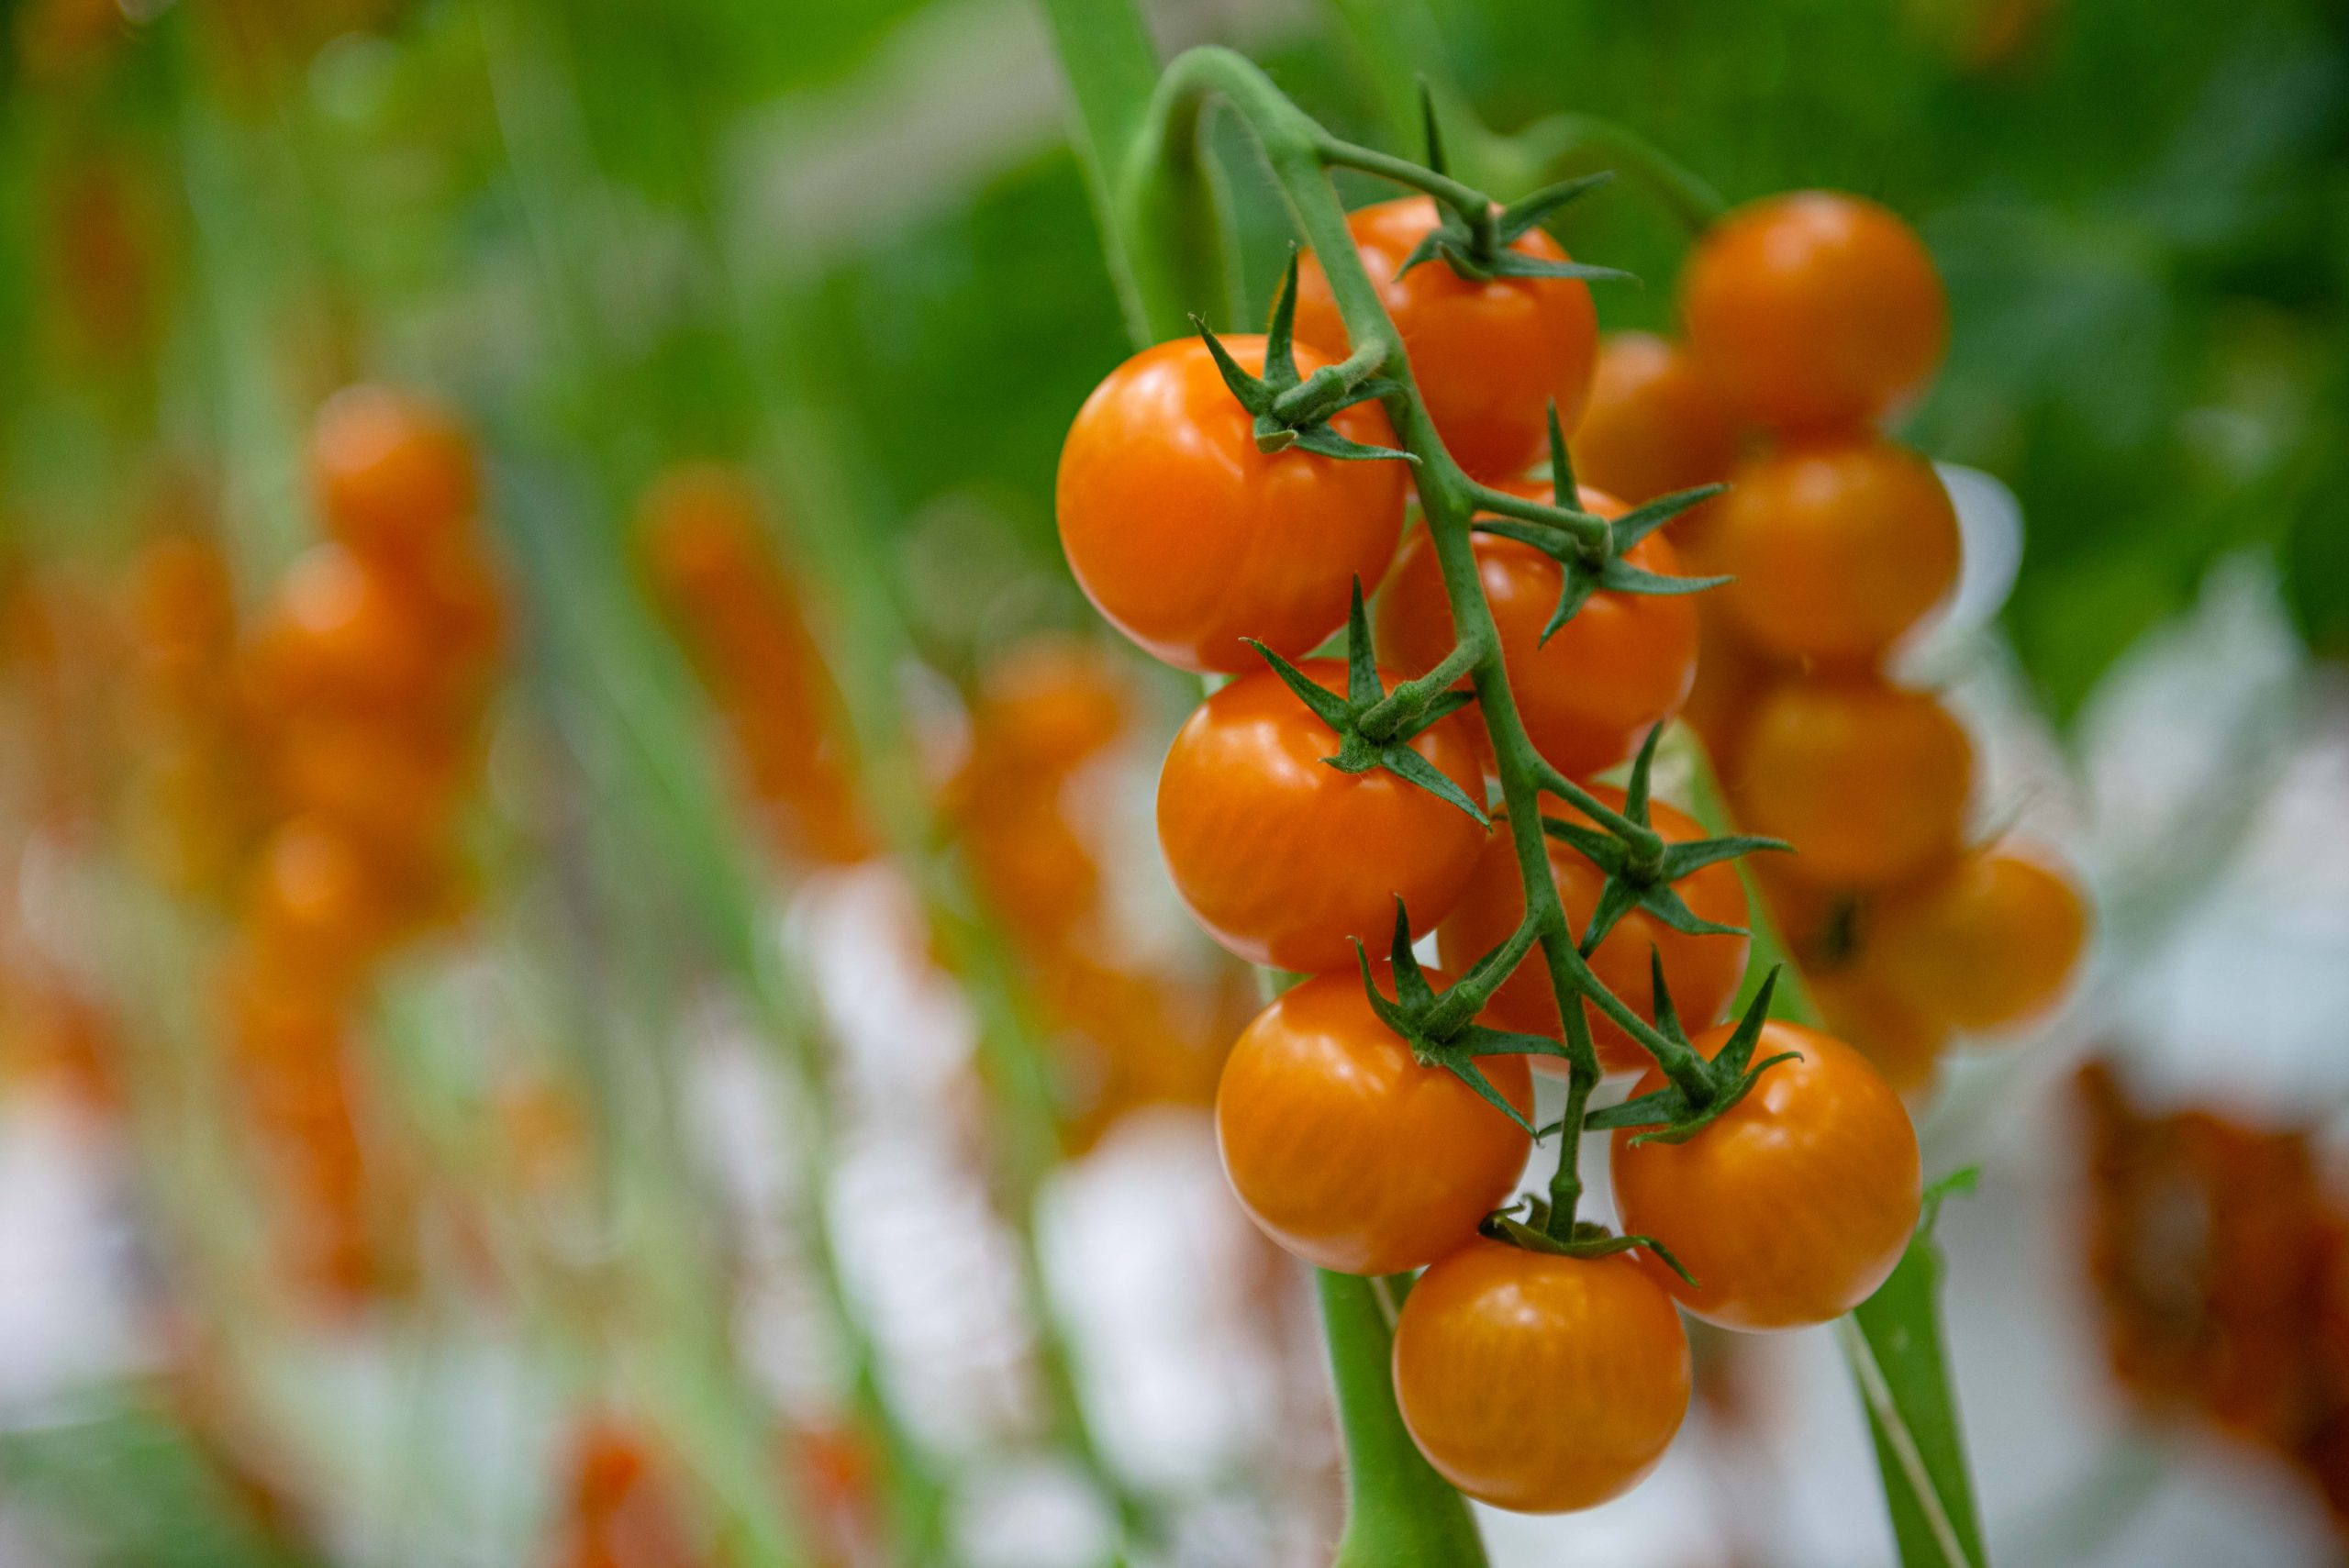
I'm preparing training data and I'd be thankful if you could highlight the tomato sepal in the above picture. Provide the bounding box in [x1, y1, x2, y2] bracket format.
[1191, 258, 1414, 463]
[1244, 586, 1491, 828]
[1351, 906, 1572, 1137]
[1478, 1202, 1700, 1288]
[1585, 965, 1799, 1146]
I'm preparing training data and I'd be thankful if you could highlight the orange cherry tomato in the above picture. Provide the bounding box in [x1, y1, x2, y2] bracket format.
[635, 462, 773, 618]
[1294, 196, 1599, 482]
[246, 816, 395, 984]
[310, 385, 477, 562]
[1375, 485, 1698, 783]
[1156, 659, 1486, 972]
[1680, 602, 1774, 766]
[1731, 676, 1972, 889]
[1571, 331, 1742, 506]
[269, 710, 466, 851]
[1216, 969, 1531, 1274]
[1056, 336, 1406, 673]
[1873, 841, 2089, 1033]
[241, 544, 443, 717]
[1681, 191, 1947, 433]
[1393, 1237, 1690, 1511]
[1806, 967, 1948, 1095]
[1612, 1019, 1921, 1329]
[1698, 437, 1960, 666]
[1437, 791, 1749, 1074]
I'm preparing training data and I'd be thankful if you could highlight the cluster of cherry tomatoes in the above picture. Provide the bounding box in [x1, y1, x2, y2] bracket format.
[133, 384, 506, 1311]
[1056, 186, 1954, 1511]
[638, 464, 878, 870]
[1575, 190, 2089, 1091]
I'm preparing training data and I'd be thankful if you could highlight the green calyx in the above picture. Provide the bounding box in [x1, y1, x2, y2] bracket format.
[1196, 254, 1410, 462]
[1583, 961, 1798, 1146]
[1395, 89, 1632, 286]
[1355, 902, 1575, 1136]
[1249, 583, 1487, 826]
[1479, 1198, 1698, 1287]
[1473, 406, 1730, 645]
[1541, 725, 1786, 953]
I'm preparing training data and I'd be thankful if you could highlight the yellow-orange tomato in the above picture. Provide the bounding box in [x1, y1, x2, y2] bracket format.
[1157, 660, 1486, 972]
[242, 545, 442, 717]
[1731, 677, 1972, 889]
[1375, 486, 1698, 783]
[310, 385, 477, 562]
[1393, 1238, 1689, 1511]
[1807, 968, 1948, 1095]
[1215, 970, 1531, 1274]
[246, 817, 395, 982]
[1056, 337, 1406, 673]
[1612, 1020, 1921, 1329]
[1680, 603, 1774, 766]
[1437, 792, 1749, 1074]
[269, 711, 466, 850]
[1294, 196, 1599, 482]
[1571, 331, 1743, 506]
[1699, 438, 1960, 666]
[1681, 191, 1947, 433]
[1873, 841, 2089, 1033]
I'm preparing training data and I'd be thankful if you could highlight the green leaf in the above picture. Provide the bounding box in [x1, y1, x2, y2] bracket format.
[1844, 1173, 1990, 1568]
[1637, 881, 1746, 939]
[1543, 400, 1579, 505]
[1264, 250, 1304, 386]
[1537, 563, 1599, 645]
[1594, 559, 1731, 596]
[1714, 968, 1781, 1074]
[1657, 834, 1791, 879]
[1289, 425, 1419, 463]
[1583, 1084, 1687, 1131]
[1623, 723, 1663, 825]
[1479, 252, 1638, 284]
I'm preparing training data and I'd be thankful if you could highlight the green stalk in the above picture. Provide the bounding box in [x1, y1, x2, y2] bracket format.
[1318, 1273, 1486, 1568]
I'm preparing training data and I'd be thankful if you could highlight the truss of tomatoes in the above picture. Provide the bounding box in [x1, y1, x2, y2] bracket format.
[1054, 185, 2082, 1515]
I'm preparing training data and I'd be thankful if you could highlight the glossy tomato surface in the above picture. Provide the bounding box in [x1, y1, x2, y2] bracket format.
[1295, 197, 1598, 482]
[1874, 841, 2089, 1033]
[1611, 1020, 1921, 1329]
[1157, 660, 1487, 972]
[311, 384, 477, 561]
[1393, 1238, 1689, 1510]
[1375, 485, 1698, 784]
[1681, 191, 1946, 433]
[1436, 791, 1749, 1074]
[1571, 330, 1742, 506]
[1056, 336, 1405, 673]
[1730, 677, 1972, 889]
[1215, 971, 1531, 1274]
[1699, 437, 1959, 666]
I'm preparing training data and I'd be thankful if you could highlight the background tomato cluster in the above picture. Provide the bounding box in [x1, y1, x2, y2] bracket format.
[0, 1, 2345, 1567]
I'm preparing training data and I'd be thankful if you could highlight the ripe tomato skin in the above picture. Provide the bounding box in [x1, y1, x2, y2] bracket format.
[1436, 791, 1749, 1074]
[1807, 967, 1947, 1095]
[1681, 191, 1947, 433]
[1056, 336, 1406, 673]
[1392, 1238, 1689, 1511]
[1215, 971, 1532, 1275]
[310, 385, 477, 561]
[1873, 842, 2089, 1033]
[1156, 659, 1486, 973]
[1698, 438, 1960, 666]
[1571, 331, 1742, 506]
[1375, 485, 1698, 783]
[1731, 677, 1972, 889]
[1294, 197, 1599, 482]
[1612, 1020, 1921, 1329]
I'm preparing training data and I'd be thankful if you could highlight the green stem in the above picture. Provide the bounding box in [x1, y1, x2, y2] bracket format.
[1356, 635, 1485, 740]
[1530, 760, 1666, 864]
[1464, 480, 1612, 549]
[1318, 1273, 1486, 1568]
[1319, 135, 1494, 219]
